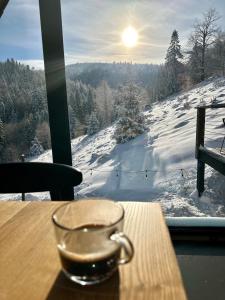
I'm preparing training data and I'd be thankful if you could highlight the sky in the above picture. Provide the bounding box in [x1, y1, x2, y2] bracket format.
[0, 0, 224, 69]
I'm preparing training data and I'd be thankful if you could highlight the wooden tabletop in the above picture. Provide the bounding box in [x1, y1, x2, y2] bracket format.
[0, 201, 187, 300]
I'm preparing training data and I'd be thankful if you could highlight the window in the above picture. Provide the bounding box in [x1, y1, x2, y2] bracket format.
[0, 0, 52, 200]
[60, 1, 225, 217]
[1, 0, 225, 214]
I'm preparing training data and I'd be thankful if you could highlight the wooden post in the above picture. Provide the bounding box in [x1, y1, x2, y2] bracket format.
[197, 160, 205, 197]
[195, 107, 205, 196]
[220, 137, 225, 154]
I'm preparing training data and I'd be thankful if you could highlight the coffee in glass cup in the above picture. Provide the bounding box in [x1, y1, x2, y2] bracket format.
[52, 199, 134, 285]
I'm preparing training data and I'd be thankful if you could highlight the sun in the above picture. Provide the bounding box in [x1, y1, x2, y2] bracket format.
[121, 26, 138, 48]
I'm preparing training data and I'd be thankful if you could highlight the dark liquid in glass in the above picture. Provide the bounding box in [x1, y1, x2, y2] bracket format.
[58, 224, 120, 278]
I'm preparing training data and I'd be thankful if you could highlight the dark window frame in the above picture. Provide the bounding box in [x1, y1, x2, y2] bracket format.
[39, 0, 74, 199]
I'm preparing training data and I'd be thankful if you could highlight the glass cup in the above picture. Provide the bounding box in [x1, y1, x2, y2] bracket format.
[52, 199, 134, 285]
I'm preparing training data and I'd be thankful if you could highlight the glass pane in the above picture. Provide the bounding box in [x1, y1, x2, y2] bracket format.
[61, 0, 225, 217]
[0, 59, 51, 161]
[0, 0, 51, 200]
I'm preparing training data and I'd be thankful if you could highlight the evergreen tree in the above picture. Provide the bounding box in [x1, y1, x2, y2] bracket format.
[114, 115, 146, 144]
[124, 84, 140, 118]
[35, 121, 51, 149]
[165, 30, 184, 94]
[187, 42, 202, 83]
[0, 102, 6, 122]
[112, 86, 125, 121]
[74, 117, 84, 137]
[23, 117, 35, 149]
[29, 137, 44, 157]
[102, 81, 112, 126]
[166, 30, 183, 65]
[87, 111, 100, 136]
[86, 88, 95, 115]
[96, 81, 113, 127]
[114, 83, 146, 144]
[31, 88, 46, 123]
[68, 104, 76, 138]
[0, 118, 5, 150]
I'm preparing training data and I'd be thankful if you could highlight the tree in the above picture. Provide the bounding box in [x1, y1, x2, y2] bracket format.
[68, 104, 76, 139]
[73, 117, 85, 137]
[0, 118, 5, 155]
[148, 65, 171, 102]
[31, 88, 46, 123]
[187, 42, 202, 83]
[209, 31, 225, 76]
[189, 8, 220, 81]
[112, 86, 125, 121]
[0, 60, 48, 162]
[96, 80, 113, 127]
[86, 88, 95, 115]
[87, 111, 100, 136]
[114, 115, 145, 144]
[165, 30, 184, 94]
[29, 137, 44, 157]
[166, 30, 183, 65]
[35, 121, 51, 149]
[114, 83, 146, 144]
[23, 116, 35, 149]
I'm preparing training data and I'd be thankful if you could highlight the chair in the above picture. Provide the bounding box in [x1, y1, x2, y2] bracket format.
[0, 162, 82, 200]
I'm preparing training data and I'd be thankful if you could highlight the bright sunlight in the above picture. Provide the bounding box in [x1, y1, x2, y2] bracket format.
[121, 26, 138, 48]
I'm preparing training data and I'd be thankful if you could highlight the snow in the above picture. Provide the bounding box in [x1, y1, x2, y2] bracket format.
[1, 77, 225, 217]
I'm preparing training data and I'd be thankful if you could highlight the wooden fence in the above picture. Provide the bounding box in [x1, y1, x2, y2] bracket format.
[196, 104, 225, 196]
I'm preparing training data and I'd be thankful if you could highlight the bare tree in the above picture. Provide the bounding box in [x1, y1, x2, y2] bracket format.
[213, 31, 225, 76]
[189, 8, 220, 81]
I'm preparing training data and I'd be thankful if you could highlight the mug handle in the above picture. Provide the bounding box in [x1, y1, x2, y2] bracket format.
[110, 232, 134, 264]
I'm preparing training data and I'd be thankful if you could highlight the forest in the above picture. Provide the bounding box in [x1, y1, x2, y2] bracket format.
[0, 8, 224, 162]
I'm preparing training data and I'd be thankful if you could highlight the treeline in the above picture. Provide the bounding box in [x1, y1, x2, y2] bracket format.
[149, 8, 225, 102]
[68, 78, 148, 138]
[0, 60, 149, 162]
[0, 59, 49, 162]
[66, 62, 159, 89]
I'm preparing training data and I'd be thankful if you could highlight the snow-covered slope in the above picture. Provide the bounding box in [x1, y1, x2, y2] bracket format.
[2, 77, 225, 216]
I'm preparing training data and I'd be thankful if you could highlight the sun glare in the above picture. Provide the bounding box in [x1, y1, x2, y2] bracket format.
[122, 26, 138, 48]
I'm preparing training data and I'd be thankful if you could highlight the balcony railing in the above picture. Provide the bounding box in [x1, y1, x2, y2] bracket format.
[195, 104, 225, 196]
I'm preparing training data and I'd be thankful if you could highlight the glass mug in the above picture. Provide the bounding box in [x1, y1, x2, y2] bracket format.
[52, 199, 134, 285]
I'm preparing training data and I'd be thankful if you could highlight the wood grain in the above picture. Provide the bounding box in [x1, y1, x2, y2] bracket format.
[0, 201, 187, 300]
[0, 201, 29, 227]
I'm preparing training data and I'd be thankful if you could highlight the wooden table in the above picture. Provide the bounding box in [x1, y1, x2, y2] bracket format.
[0, 201, 187, 300]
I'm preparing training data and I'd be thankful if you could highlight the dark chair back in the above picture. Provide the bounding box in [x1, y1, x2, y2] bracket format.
[0, 162, 82, 200]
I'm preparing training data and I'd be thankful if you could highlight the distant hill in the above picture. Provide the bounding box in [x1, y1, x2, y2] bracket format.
[66, 62, 159, 88]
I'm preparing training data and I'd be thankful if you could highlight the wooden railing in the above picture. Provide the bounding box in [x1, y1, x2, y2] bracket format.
[196, 104, 225, 196]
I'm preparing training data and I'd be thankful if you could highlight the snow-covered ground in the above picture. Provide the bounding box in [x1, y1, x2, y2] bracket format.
[2, 77, 225, 217]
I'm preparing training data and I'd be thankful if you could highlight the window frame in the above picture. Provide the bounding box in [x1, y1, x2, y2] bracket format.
[38, 0, 74, 199]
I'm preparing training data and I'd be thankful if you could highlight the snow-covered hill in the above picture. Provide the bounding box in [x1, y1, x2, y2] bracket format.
[2, 77, 225, 217]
